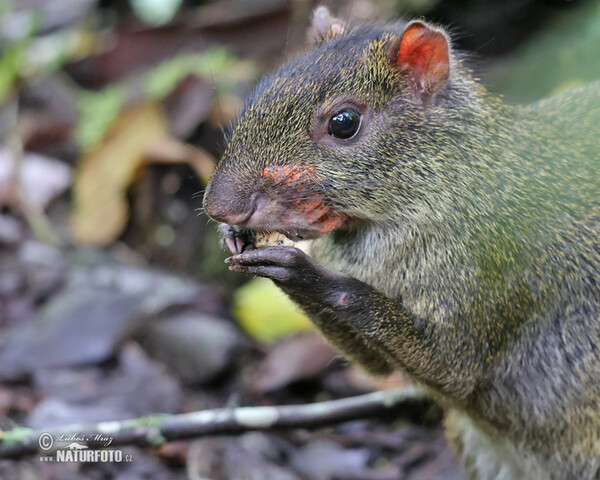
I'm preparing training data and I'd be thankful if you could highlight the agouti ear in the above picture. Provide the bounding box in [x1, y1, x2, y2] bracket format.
[307, 6, 347, 46]
[393, 21, 450, 102]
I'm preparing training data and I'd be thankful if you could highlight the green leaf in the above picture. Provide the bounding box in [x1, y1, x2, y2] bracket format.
[144, 49, 236, 100]
[75, 85, 127, 150]
[233, 277, 313, 343]
[0, 39, 26, 102]
[74, 48, 248, 150]
[0, 0, 13, 20]
[130, 0, 182, 26]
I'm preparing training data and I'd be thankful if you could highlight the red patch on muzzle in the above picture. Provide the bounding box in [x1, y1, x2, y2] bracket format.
[261, 165, 348, 234]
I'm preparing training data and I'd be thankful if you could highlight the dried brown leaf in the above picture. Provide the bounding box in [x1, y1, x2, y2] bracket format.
[71, 102, 169, 245]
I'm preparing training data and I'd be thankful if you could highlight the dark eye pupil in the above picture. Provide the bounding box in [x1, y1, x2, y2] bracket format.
[328, 109, 361, 139]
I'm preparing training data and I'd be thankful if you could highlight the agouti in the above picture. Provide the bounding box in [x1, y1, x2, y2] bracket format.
[203, 7, 600, 479]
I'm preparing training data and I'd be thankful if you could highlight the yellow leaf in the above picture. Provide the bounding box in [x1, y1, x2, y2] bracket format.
[233, 277, 313, 343]
[71, 102, 169, 245]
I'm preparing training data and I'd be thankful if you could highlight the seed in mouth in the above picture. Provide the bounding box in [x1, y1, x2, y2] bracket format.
[254, 231, 295, 248]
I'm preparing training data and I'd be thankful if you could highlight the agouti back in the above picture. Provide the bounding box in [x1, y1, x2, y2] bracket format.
[203, 7, 600, 479]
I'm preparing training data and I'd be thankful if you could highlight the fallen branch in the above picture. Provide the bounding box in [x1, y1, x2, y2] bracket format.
[0, 386, 431, 459]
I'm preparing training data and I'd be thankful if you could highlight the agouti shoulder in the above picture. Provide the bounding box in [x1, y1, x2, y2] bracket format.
[204, 7, 600, 479]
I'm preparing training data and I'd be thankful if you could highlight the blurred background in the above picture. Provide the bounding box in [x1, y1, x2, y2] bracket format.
[0, 0, 598, 478]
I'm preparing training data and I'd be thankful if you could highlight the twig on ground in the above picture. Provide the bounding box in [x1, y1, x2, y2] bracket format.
[0, 386, 432, 459]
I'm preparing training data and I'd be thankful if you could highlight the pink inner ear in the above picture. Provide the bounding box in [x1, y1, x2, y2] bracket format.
[397, 22, 450, 98]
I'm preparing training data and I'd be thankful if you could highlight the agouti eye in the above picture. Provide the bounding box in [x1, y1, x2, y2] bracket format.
[328, 108, 361, 139]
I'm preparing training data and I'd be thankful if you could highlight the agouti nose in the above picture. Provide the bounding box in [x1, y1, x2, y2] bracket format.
[203, 182, 258, 225]
[203, 198, 253, 225]
[216, 209, 253, 225]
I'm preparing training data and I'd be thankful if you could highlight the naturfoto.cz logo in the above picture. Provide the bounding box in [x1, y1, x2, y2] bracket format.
[38, 432, 133, 463]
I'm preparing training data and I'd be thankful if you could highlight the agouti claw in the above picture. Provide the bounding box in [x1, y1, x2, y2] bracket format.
[226, 246, 327, 286]
[235, 236, 246, 254]
[225, 237, 237, 255]
[218, 223, 255, 254]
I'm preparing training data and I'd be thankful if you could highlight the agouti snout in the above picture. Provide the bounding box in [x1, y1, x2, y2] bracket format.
[205, 162, 351, 240]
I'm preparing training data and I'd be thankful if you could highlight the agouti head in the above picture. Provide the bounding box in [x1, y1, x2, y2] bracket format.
[204, 7, 480, 240]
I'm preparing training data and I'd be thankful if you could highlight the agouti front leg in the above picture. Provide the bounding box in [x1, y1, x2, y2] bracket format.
[228, 246, 483, 397]
[227, 246, 396, 373]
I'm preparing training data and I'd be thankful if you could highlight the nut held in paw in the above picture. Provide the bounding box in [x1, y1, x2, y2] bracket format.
[254, 232, 295, 248]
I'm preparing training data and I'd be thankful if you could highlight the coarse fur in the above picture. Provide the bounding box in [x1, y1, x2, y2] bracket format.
[204, 11, 600, 480]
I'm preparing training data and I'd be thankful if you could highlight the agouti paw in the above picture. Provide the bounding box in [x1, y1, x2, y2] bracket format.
[226, 246, 362, 311]
[225, 246, 320, 285]
[218, 223, 255, 254]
